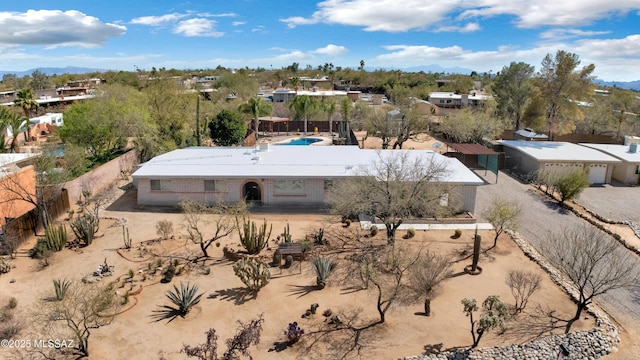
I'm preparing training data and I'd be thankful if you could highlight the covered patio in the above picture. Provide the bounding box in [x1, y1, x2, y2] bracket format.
[258, 116, 290, 137]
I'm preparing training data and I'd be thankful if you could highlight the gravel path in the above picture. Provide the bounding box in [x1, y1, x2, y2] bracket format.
[473, 171, 640, 340]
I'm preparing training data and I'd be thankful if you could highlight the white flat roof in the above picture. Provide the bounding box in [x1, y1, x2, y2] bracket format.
[499, 140, 621, 163]
[580, 143, 640, 163]
[133, 146, 483, 185]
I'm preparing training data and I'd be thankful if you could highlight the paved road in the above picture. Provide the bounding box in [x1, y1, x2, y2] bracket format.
[473, 170, 640, 338]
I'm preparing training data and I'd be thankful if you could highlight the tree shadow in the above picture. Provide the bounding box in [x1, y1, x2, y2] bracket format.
[500, 304, 570, 343]
[207, 287, 255, 305]
[287, 284, 319, 298]
[268, 341, 292, 353]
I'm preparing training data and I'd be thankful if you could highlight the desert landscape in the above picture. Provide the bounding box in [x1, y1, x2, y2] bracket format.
[1, 133, 624, 360]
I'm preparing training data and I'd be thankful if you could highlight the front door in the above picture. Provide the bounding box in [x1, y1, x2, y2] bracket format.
[243, 181, 262, 203]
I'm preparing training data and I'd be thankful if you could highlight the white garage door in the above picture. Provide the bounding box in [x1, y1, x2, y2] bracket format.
[588, 164, 607, 184]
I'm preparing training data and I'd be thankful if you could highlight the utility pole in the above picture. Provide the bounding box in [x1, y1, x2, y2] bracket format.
[196, 95, 201, 146]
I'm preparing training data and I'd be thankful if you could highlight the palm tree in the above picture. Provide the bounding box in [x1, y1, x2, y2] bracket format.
[0, 107, 11, 153]
[6, 111, 28, 153]
[14, 88, 38, 118]
[290, 77, 300, 94]
[322, 99, 337, 135]
[290, 95, 316, 135]
[239, 97, 272, 140]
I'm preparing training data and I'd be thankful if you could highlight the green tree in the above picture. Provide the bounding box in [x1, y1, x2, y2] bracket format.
[482, 196, 522, 249]
[439, 108, 503, 143]
[30, 69, 50, 90]
[13, 88, 38, 119]
[208, 110, 246, 146]
[555, 170, 589, 203]
[143, 79, 195, 149]
[289, 95, 317, 134]
[5, 110, 28, 153]
[492, 62, 534, 131]
[531, 50, 595, 139]
[238, 97, 272, 140]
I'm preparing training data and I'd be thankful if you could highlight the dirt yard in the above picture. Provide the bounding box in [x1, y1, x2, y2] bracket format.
[1, 134, 622, 359]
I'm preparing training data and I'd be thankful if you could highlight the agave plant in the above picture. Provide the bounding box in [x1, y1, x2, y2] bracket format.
[152, 282, 204, 322]
[311, 256, 338, 289]
[53, 278, 72, 301]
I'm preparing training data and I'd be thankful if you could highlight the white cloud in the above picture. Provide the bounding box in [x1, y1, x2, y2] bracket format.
[131, 13, 186, 26]
[0, 10, 126, 48]
[281, 0, 640, 32]
[174, 18, 223, 37]
[539, 28, 610, 40]
[434, 22, 480, 33]
[232, 21, 246, 26]
[314, 44, 348, 56]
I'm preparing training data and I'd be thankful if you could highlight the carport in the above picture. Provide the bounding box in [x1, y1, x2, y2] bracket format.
[258, 116, 290, 137]
[445, 143, 501, 183]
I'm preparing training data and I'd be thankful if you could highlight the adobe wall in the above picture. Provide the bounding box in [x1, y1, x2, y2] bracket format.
[64, 150, 138, 205]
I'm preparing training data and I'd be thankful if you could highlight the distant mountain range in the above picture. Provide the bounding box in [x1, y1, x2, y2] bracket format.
[1, 66, 639, 91]
[0, 66, 109, 78]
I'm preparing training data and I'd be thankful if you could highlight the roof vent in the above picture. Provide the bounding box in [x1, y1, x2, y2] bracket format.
[251, 156, 261, 162]
[629, 143, 638, 153]
[259, 143, 270, 152]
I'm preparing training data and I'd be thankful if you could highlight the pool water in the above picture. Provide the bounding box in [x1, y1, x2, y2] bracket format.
[278, 137, 323, 145]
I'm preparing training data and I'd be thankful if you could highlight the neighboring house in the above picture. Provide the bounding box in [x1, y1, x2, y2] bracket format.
[29, 113, 63, 127]
[580, 143, 640, 185]
[272, 89, 348, 102]
[0, 153, 38, 229]
[299, 76, 334, 91]
[132, 145, 484, 213]
[514, 128, 548, 141]
[499, 140, 621, 184]
[428, 92, 492, 108]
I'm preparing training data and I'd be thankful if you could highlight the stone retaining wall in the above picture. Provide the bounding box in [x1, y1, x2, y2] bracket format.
[402, 231, 620, 360]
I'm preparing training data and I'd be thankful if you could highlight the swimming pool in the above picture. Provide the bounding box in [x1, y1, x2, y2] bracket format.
[277, 137, 323, 146]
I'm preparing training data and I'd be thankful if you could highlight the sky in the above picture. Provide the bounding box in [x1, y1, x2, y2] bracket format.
[0, 1, 639, 81]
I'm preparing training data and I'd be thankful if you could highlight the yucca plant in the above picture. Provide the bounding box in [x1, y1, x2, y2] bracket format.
[237, 217, 272, 255]
[311, 256, 338, 289]
[153, 282, 204, 322]
[53, 278, 72, 301]
[44, 224, 67, 251]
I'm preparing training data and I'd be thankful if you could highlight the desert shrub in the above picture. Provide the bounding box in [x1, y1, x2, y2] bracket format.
[370, 225, 378, 237]
[555, 170, 589, 203]
[298, 240, 314, 253]
[405, 227, 416, 239]
[311, 256, 338, 289]
[284, 255, 294, 268]
[0, 258, 11, 274]
[311, 228, 325, 245]
[8, 297, 17, 309]
[285, 322, 304, 344]
[0, 317, 24, 339]
[156, 220, 174, 240]
[453, 229, 462, 239]
[233, 257, 270, 292]
[272, 249, 282, 267]
[53, 278, 72, 301]
[162, 265, 176, 283]
[343, 219, 351, 227]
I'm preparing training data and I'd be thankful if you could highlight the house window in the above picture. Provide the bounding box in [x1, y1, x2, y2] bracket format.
[636, 165, 640, 175]
[204, 180, 226, 192]
[274, 179, 305, 195]
[150, 180, 171, 191]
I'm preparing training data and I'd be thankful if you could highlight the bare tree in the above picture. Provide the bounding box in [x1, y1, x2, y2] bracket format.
[182, 314, 264, 360]
[326, 151, 453, 245]
[506, 270, 541, 314]
[481, 196, 521, 250]
[180, 199, 247, 259]
[543, 225, 640, 330]
[408, 250, 453, 316]
[32, 281, 119, 358]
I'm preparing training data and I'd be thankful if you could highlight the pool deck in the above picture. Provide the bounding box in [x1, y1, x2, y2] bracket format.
[267, 135, 333, 146]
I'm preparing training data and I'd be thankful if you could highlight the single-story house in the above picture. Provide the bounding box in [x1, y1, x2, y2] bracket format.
[579, 143, 640, 185]
[428, 92, 492, 108]
[272, 89, 348, 102]
[0, 153, 39, 229]
[132, 145, 484, 213]
[514, 128, 548, 141]
[30, 113, 63, 127]
[498, 140, 621, 184]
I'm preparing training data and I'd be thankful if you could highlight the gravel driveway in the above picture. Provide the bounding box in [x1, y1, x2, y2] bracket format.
[473, 170, 640, 336]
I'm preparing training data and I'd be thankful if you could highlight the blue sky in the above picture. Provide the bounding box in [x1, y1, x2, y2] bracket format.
[0, 1, 639, 81]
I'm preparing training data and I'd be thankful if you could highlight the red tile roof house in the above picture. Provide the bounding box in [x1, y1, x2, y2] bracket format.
[132, 145, 484, 215]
